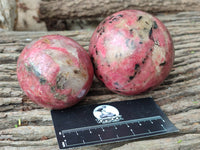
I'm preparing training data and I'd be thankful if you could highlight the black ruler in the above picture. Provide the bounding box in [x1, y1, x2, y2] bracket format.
[51, 97, 178, 149]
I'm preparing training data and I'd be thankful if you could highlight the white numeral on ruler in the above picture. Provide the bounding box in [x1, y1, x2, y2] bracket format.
[62, 142, 65, 147]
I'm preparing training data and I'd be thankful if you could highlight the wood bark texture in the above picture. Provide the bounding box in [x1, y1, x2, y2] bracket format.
[15, 0, 47, 31]
[1, 0, 200, 31]
[0, 11, 200, 149]
[39, 0, 200, 30]
[39, 0, 200, 20]
[0, 0, 16, 30]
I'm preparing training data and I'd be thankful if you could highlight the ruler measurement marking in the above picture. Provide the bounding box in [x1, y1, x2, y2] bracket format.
[126, 124, 130, 128]
[62, 116, 162, 134]
[89, 129, 92, 134]
[101, 127, 105, 132]
[64, 139, 67, 146]
[82, 139, 85, 144]
[60, 117, 167, 147]
[98, 134, 102, 141]
[161, 124, 167, 131]
[60, 116, 168, 147]
[61, 129, 167, 148]
[130, 129, 135, 135]
[64, 140, 67, 146]
[76, 131, 79, 135]
[62, 142, 65, 148]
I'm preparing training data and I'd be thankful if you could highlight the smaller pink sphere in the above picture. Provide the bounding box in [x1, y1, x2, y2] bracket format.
[17, 35, 94, 109]
[89, 10, 174, 95]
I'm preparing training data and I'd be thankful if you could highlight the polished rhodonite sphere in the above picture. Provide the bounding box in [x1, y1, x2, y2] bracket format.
[17, 35, 94, 109]
[89, 10, 174, 95]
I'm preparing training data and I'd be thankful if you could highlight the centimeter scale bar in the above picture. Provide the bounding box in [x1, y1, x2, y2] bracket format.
[51, 97, 179, 149]
[59, 116, 167, 148]
[61, 116, 165, 134]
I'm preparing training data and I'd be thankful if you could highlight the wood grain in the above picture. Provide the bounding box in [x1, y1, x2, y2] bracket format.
[39, 0, 200, 20]
[39, 0, 200, 30]
[0, 11, 200, 150]
[0, 0, 16, 30]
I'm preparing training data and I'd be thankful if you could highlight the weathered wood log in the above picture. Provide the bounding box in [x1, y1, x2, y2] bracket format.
[0, 0, 47, 31]
[15, 0, 47, 31]
[39, 0, 200, 20]
[170, 109, 200, 134]
[0, 0, 16, 30]
[0, 97, 22, 106]
[111, 134, 200, 150]
[0, 126, 55, 141]
[0, 11, 200, 149]
[0, 88, 23, 98]
[0, 137, 57, 147]
[2, 146, 58, 150]
[0, 53, 19, 64]
[1, 0, 200, 31]
[0, 109, 51, 130]
[1, 134, 200, 150]
[40, 1, 200, 30]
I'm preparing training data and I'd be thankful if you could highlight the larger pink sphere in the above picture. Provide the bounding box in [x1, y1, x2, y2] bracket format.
[17, 35, 94, 109]
[89, 10, 174, 95]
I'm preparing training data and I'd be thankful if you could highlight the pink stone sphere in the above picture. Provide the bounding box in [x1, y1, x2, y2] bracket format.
[89, 10, 174, 95]
[17, 35, 94, 109]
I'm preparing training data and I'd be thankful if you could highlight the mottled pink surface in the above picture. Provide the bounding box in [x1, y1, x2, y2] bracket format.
[89, 10, 174, 95]
[17, 35, 94, 109]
